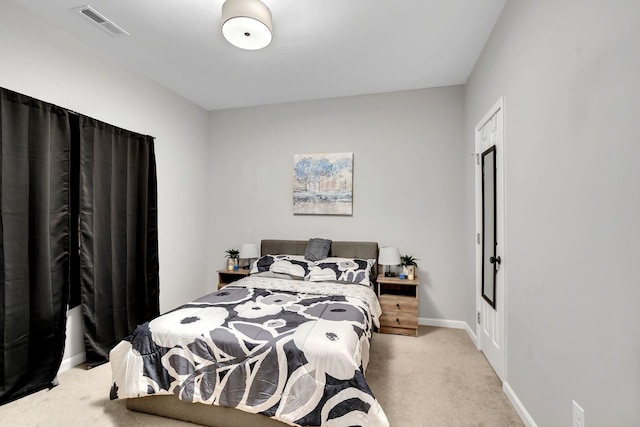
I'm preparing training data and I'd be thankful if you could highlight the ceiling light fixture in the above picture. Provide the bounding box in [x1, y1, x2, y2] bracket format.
[221, 0, 272, 50]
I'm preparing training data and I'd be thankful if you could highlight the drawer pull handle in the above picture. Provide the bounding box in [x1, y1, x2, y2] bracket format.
[396, 318, 400, 323]
[396, 303, 400, 308]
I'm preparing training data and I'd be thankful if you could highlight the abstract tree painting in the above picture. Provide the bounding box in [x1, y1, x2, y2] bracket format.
[293, 153, 353, 215]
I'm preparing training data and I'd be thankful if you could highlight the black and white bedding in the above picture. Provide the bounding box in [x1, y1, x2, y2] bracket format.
[110, 275, 389, 427]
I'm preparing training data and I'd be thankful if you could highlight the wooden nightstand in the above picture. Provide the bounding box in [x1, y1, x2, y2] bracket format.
[377, 273, 419, 336]
[218, 268, 250, 289]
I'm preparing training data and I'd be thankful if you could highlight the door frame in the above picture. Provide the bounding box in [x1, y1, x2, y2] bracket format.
[475, 96, 507, 381]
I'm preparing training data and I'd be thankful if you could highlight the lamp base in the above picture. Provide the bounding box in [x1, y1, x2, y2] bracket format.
[384, 272, 396, 277]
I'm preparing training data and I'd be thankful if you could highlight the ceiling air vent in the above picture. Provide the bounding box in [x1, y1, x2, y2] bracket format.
[73, 5, 129, 37]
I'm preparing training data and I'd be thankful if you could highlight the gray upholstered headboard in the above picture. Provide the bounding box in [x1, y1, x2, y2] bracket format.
[260, 239, 379, 279]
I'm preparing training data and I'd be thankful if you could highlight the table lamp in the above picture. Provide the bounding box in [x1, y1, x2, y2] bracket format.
[378, 246, 401, 277]
[239, 243, 259, 269]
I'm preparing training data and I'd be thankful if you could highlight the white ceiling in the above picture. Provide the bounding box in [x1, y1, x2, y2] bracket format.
[11, 0, 506, 111]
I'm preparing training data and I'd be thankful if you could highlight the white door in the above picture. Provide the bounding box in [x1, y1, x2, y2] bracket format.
[475, 97, 505, 381]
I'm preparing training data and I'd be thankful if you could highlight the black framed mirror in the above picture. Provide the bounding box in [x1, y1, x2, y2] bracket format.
[481, 145, 498, 309]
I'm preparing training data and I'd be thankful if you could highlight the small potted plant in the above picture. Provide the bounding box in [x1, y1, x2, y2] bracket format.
[225, 249, 240, 271]
[400, 254, 418, 280]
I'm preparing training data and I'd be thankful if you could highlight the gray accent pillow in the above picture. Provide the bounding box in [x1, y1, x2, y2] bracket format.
[304, 238, 332, 261]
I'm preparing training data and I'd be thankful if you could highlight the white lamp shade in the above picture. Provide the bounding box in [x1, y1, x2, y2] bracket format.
[222, 0, 272, 50]
[378, 246, 400, 265]
[239, 243, 259, 259]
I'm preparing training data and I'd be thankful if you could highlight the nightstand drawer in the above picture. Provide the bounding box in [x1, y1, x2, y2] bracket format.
[379, 294, 418, 313]
[378, 325, 418, 337]
[379, 311, 418, 329]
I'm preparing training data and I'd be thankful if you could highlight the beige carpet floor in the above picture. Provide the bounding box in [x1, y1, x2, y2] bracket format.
[0, 326, 523, 427]
[367, 327, 523, 427]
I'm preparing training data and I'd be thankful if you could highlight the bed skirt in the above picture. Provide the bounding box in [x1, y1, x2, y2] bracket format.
[127, 396, 291, 427]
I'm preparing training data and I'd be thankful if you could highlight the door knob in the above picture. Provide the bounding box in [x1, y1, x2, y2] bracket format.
[489, 256, 501, 265]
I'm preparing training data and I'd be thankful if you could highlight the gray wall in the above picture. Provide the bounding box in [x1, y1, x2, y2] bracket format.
[0, 1, 211, 367]
[6, 1, 637, 423]
[465, 1, 640, 425]
[207, 87, 468, 322]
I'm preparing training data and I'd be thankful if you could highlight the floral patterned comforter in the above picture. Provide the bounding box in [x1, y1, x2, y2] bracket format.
[109, 275, 389, 427]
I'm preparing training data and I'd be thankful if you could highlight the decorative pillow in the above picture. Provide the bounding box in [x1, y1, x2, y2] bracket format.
[308, 258, 375, 286]
[250, 254, 313, 279]
[270, 256, 314, 279]
[304, 238, 332, 261]
[250, 255, 277, 274]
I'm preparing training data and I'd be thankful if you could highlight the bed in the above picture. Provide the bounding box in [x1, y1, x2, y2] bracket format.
[110, 239, 389, 427]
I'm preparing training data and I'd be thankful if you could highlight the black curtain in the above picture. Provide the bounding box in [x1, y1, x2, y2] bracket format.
[79, 116, 159, 368]
[0, 89, 70, 404]
[0, 87, 160, 403]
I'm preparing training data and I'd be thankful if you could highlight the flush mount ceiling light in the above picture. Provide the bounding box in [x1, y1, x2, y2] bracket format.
[221, 0, 272, 50]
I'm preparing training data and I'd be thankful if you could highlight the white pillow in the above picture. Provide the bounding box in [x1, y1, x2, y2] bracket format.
[308, 258, 375, 286]
[270, 258, 313, 278]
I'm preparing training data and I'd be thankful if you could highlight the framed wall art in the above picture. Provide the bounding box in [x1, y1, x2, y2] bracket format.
[293, 152, 353, 215]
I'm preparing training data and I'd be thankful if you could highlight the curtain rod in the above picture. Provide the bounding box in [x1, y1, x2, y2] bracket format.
[63, 109, 155, 140]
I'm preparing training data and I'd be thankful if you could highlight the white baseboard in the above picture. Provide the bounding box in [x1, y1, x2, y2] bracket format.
[419, 317, 467, 329]
[504, 382, 537, 427]
[463, 322, 478, 346]
[419, 317, 478, 346]
[58, 352, 86, 374]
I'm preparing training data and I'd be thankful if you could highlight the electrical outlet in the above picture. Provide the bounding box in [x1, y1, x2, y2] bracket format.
[573, 400, 585, 427]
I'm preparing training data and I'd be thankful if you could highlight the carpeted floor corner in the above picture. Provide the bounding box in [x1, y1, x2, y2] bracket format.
[0, 326, 523, 426]
[366, 326, 523, 426]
